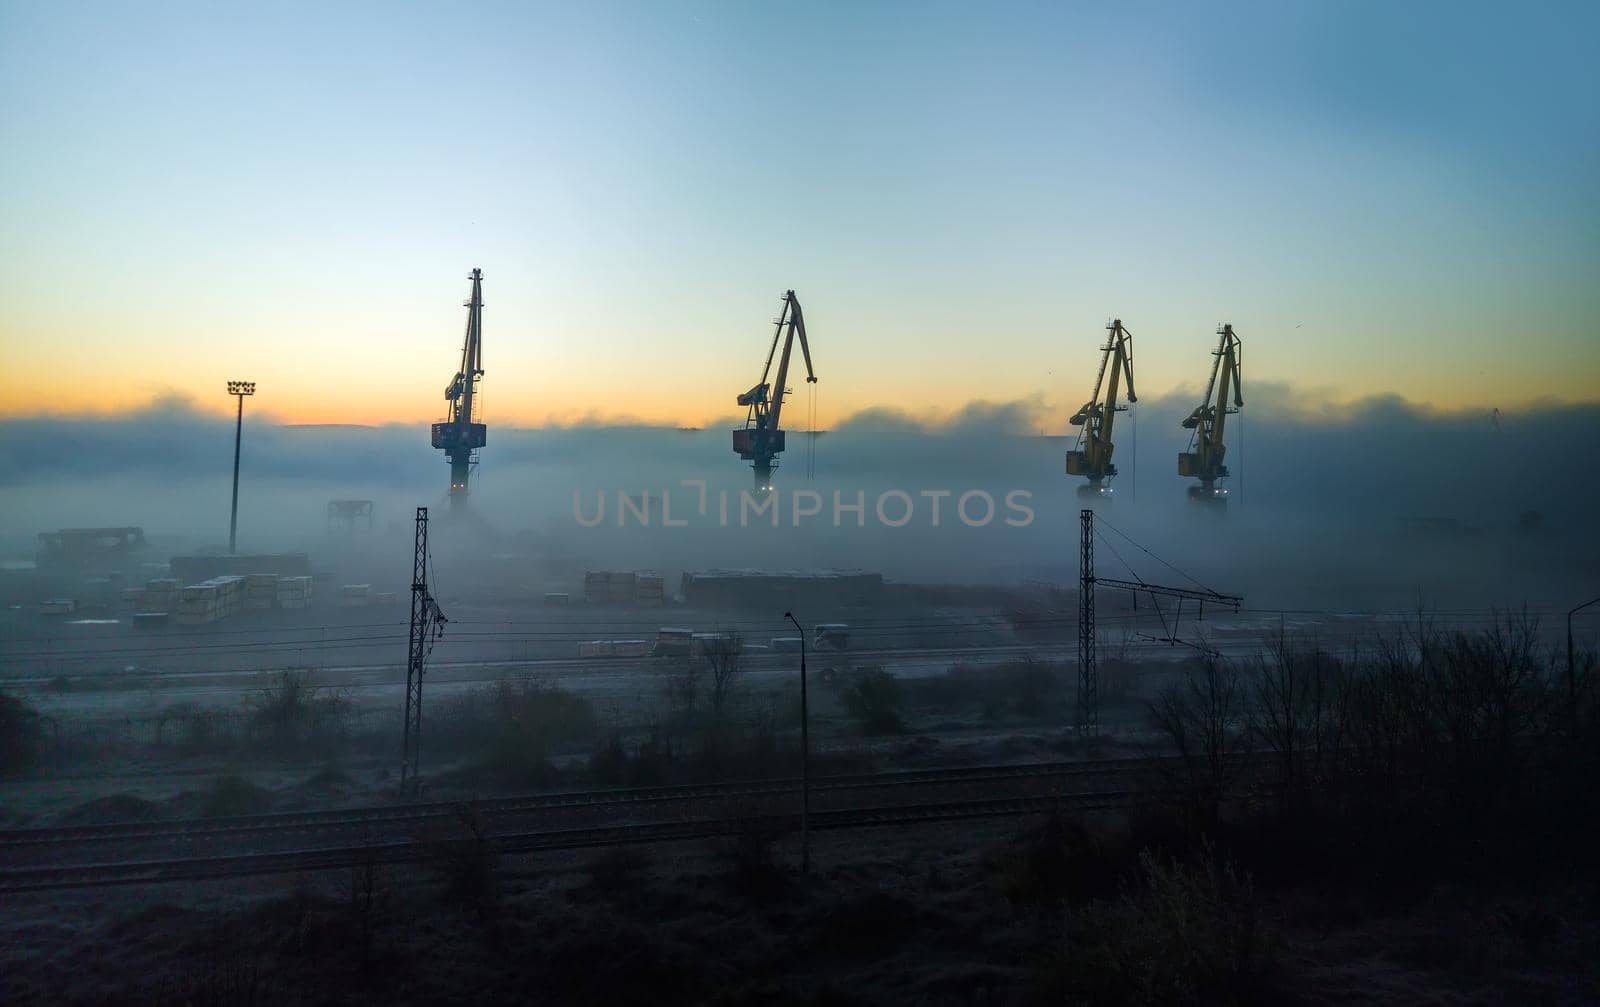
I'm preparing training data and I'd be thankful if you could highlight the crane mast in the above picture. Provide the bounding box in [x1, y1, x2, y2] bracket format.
[430, 268, 487, 508]
[1065, 319, 1137, 496]
[732, 289, 817, 491]
[1178, 323, 1243, 503]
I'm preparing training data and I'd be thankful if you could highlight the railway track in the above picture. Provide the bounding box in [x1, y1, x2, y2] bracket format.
[0, 789, 1147, 894]
[0, 641, 1079, 689]
[1, 755, 1183, 850]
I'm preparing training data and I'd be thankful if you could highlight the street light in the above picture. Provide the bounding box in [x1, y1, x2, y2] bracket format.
[785, 610, 810, 874]
[226, 381, 256, 554]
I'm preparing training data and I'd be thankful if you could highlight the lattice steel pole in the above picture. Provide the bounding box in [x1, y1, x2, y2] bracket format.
[401, 507, 429, 794]
[1078, 508, 1097, 734]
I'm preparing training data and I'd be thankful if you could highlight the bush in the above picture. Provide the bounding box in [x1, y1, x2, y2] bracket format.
[993, 813, 1130, 909]
[198, 774, 274, 817]
[842, 668, 904, 735]
[0, 691, 45, 777]
[903, 659, 1066, 719]
[581, 846, 648, 898]
[588, 733, 630, 786]
[246, 669, 352, 756]
[432, 803, 499, 922]
[434, 675, 597, 781]
[1048, 846, 1281, 1005]
[721, 811, 789, 901]
[160, 702, 236, 757]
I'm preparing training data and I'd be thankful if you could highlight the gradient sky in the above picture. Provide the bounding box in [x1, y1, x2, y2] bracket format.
[1, 1, 1596, 427]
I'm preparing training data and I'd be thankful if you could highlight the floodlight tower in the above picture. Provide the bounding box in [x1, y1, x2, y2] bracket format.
[226, 380, 256, 553]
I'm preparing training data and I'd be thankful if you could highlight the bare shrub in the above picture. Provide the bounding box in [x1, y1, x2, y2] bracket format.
[245, 669, 352, 756]
[843, 668, 905, 735]
[159, 702, 236, 757]
[662, 655, 701, 717]
[588, 732, 629, 785]
[142, 913, 277, 1006]
[904, 658, 1066, 719]
[198, 773, 273, 817]
[433, 674, 596, 781]
[0, 690, 44, 777]
[582, 846, 648, 898]
[1148, 657, 1243, 827]
[704, 631, 745, 723]
[1100, 628, 1146, 703]
[432, 802, 499, 922]
[720, 808, 789, 901]
[1244, 629, 1351, 803]
[992, 812, 1128, 909]
[1051, 846, 1281, 1005]
[348, 837, 389, 977]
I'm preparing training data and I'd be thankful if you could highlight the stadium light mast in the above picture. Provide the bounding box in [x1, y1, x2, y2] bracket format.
[226, 380, 256, 554]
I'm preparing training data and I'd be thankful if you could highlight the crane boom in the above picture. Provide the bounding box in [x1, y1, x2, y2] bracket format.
[1066, 319, 1137, 495]
[733, 290, 817, 491]
[429, 268, 488, 506]
[1178, 323, 1243, 502]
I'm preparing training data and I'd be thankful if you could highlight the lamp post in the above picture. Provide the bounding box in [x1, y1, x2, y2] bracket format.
[785, 611, 810, 874]
[1569, 594, 1600, 715]
[226, 381, 256, 554]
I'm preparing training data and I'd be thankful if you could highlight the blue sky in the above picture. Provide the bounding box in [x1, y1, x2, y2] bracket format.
[1, 1, 1595, 423]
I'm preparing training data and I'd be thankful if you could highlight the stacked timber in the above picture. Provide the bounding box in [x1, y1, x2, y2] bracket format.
[578, 639, 651, 659]
[635, 571, 665, 607]
[277, 576, 313, 609]
[178, 576, 245, 625]
[607, 571, 637, 603]
[679, 569, 884, 611]
[142, 578, 181, 612]
[244, 574, 278, 610]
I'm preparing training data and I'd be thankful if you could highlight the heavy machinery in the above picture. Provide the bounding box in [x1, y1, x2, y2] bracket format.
[1065, 319, 1137, 496]
[1178, 323, 1243, 502]
[733, 289, 816, 491]
[430, 268, 486, 507]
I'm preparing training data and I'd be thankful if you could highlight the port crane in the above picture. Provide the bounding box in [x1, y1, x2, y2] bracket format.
[1065, 319, 1137, 496]
[1178, 323, 1243, 502]
[430, 268, 487, 508]
[733, 289, 816, 491]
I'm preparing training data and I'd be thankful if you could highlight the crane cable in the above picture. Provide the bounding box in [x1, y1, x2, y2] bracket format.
[1236, 407, 1244, 507]
[1095, 515, 1226, 600]
[807, 382, 818, 479]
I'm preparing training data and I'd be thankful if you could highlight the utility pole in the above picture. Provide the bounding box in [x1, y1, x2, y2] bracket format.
[785, 611, 810, 873]
[226, 380, 256, 553]
[1078, 509, 1098, 734]
[402, 507, 445, 795]
[1569, 595, 1600, 717]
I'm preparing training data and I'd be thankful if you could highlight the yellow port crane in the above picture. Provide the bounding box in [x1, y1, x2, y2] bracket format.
[732, 290, 817, 492]
[1178, 323, 1243, 503]
[429, 268, 486, 508]
[1065, 319, 1137, 497]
